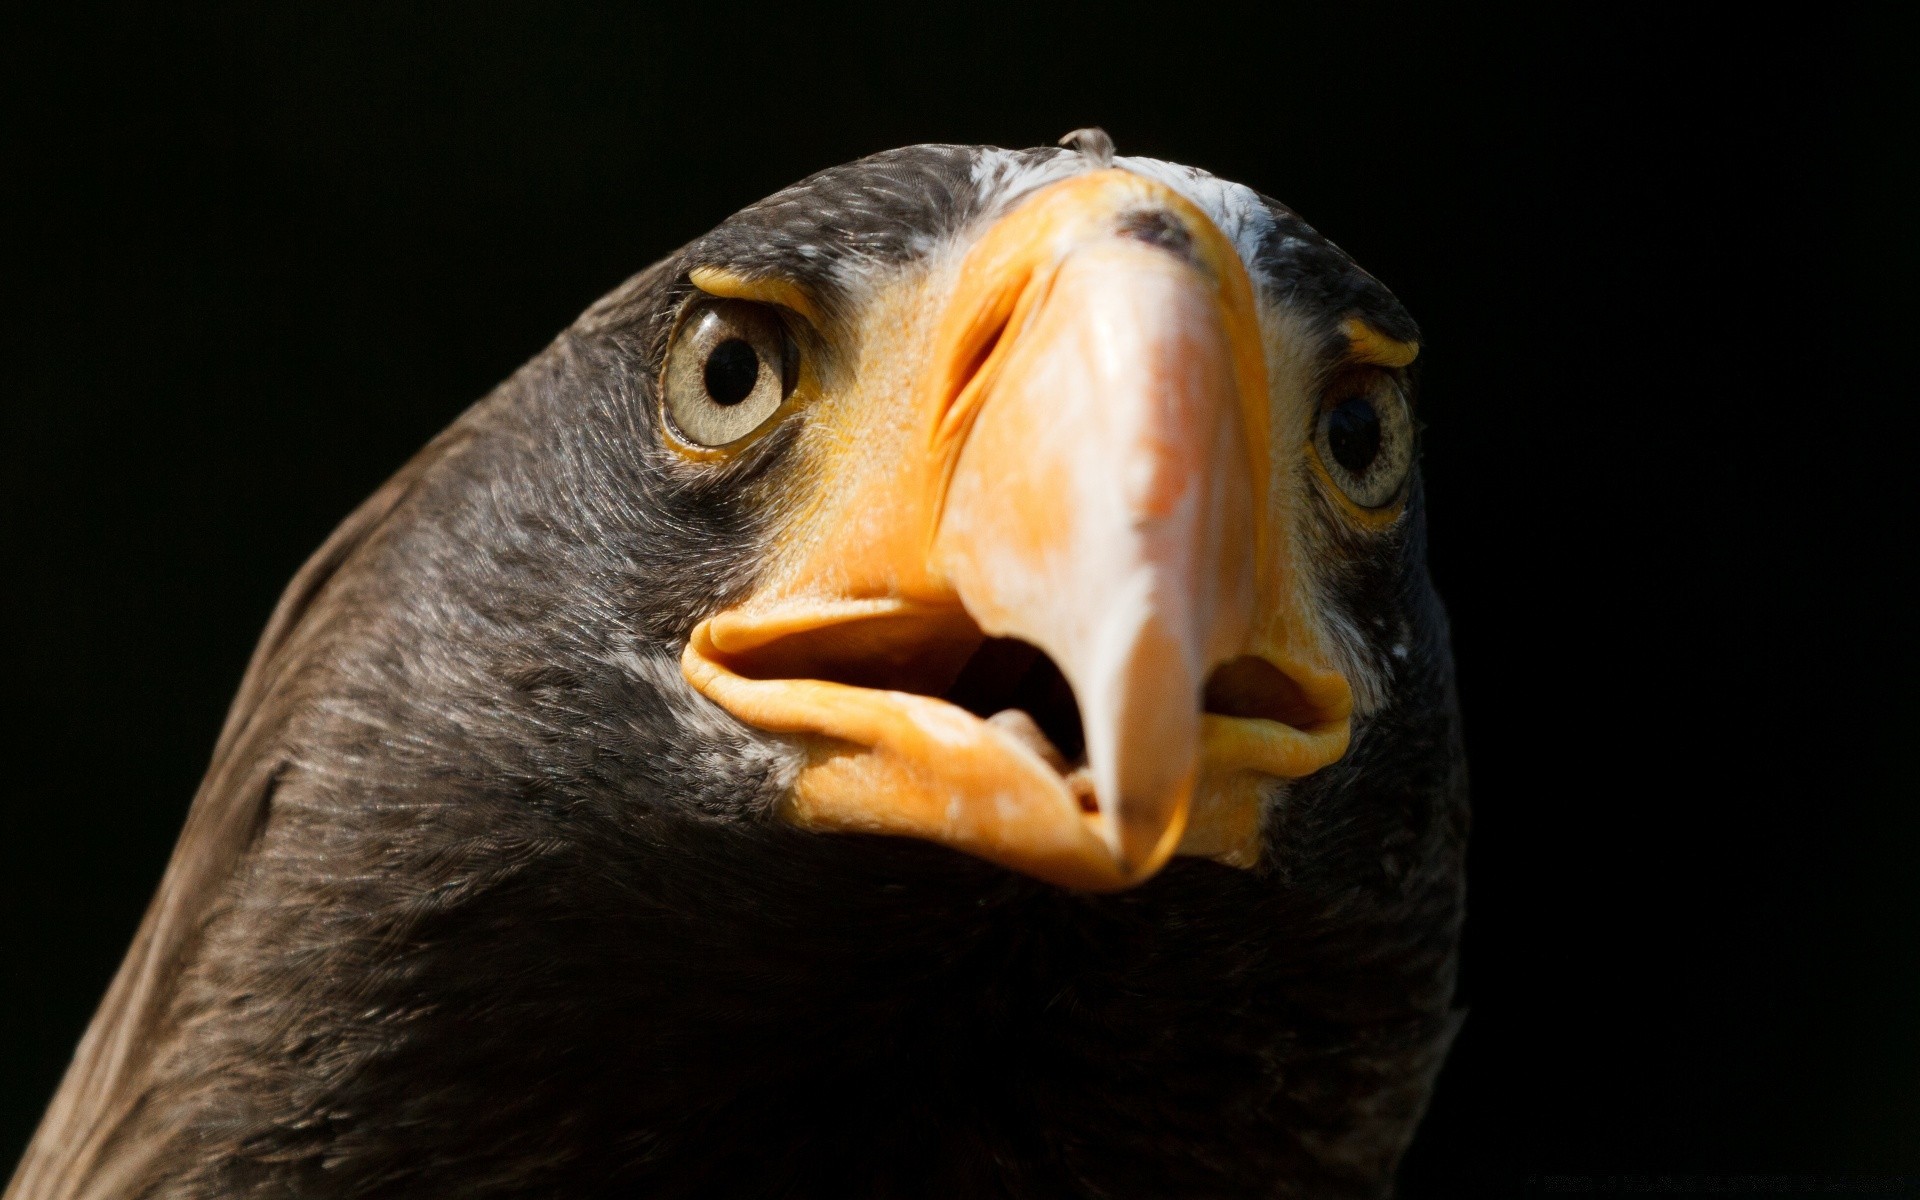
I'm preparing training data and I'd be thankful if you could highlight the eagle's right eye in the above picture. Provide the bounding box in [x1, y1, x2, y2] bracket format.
[662, 299, 797, 448]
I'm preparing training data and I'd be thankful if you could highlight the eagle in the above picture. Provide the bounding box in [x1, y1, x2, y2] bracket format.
[10, 131, 1467, 1200]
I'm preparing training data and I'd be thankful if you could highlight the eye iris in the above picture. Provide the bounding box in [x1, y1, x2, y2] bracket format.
[703, 338, 762, 406]
[1327, 397, 1383, 475]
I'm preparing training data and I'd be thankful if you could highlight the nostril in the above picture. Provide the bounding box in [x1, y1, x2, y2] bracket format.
[930, 284, 1021, 450]
[953, 316, 1005, 403]
[1203, 656, 1326, 730]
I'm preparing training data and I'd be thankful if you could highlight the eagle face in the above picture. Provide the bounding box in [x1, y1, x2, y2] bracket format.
[12, 141, 1466, 1200]
[616, 142, 1437, 890]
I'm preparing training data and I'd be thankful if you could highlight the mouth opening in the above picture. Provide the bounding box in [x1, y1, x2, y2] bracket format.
[708, 611, 1094, 793]
[718, 609, 1335, 765]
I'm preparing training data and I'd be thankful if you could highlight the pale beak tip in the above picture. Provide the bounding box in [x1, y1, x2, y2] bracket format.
[1095, 781, 1195, 884]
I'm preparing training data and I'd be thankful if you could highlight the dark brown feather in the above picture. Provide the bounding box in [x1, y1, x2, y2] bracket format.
[9, 422, 479, 1200]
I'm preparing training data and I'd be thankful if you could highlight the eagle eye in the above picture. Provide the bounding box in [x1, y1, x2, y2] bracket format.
[662, 299, 797, 447]
[1314, 376, 1413, 510]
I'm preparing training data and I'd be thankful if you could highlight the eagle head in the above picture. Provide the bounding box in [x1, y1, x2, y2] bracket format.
[12, 136, 1466, 1200]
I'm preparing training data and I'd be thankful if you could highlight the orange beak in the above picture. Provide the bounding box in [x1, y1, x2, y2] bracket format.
[682, 170, 1352, 890]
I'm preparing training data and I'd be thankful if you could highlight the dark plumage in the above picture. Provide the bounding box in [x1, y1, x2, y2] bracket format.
[10, 143, 1466, 1199]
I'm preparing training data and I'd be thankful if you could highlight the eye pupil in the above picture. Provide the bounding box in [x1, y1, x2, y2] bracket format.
[703, 338, 762, 406]
[1327, 397, 1382, 474]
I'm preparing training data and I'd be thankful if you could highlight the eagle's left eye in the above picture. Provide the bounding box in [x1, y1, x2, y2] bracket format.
[662, 299, 798, 448]
[1314, 377, 1414, 510]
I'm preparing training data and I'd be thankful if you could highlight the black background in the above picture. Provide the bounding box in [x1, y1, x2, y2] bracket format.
[4, 2, 1914, 1192]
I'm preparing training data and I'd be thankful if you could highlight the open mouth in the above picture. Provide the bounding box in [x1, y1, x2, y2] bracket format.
[694, 603, 1091, 779]
[682, 589, 1356, 891]
[698, 603, 1331, 798]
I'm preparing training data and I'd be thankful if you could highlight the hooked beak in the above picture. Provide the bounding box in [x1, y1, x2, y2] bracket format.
[682, 170, 1351, 890]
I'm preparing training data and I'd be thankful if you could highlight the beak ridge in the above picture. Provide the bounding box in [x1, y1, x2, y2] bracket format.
[934, 233, 1257, 880]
